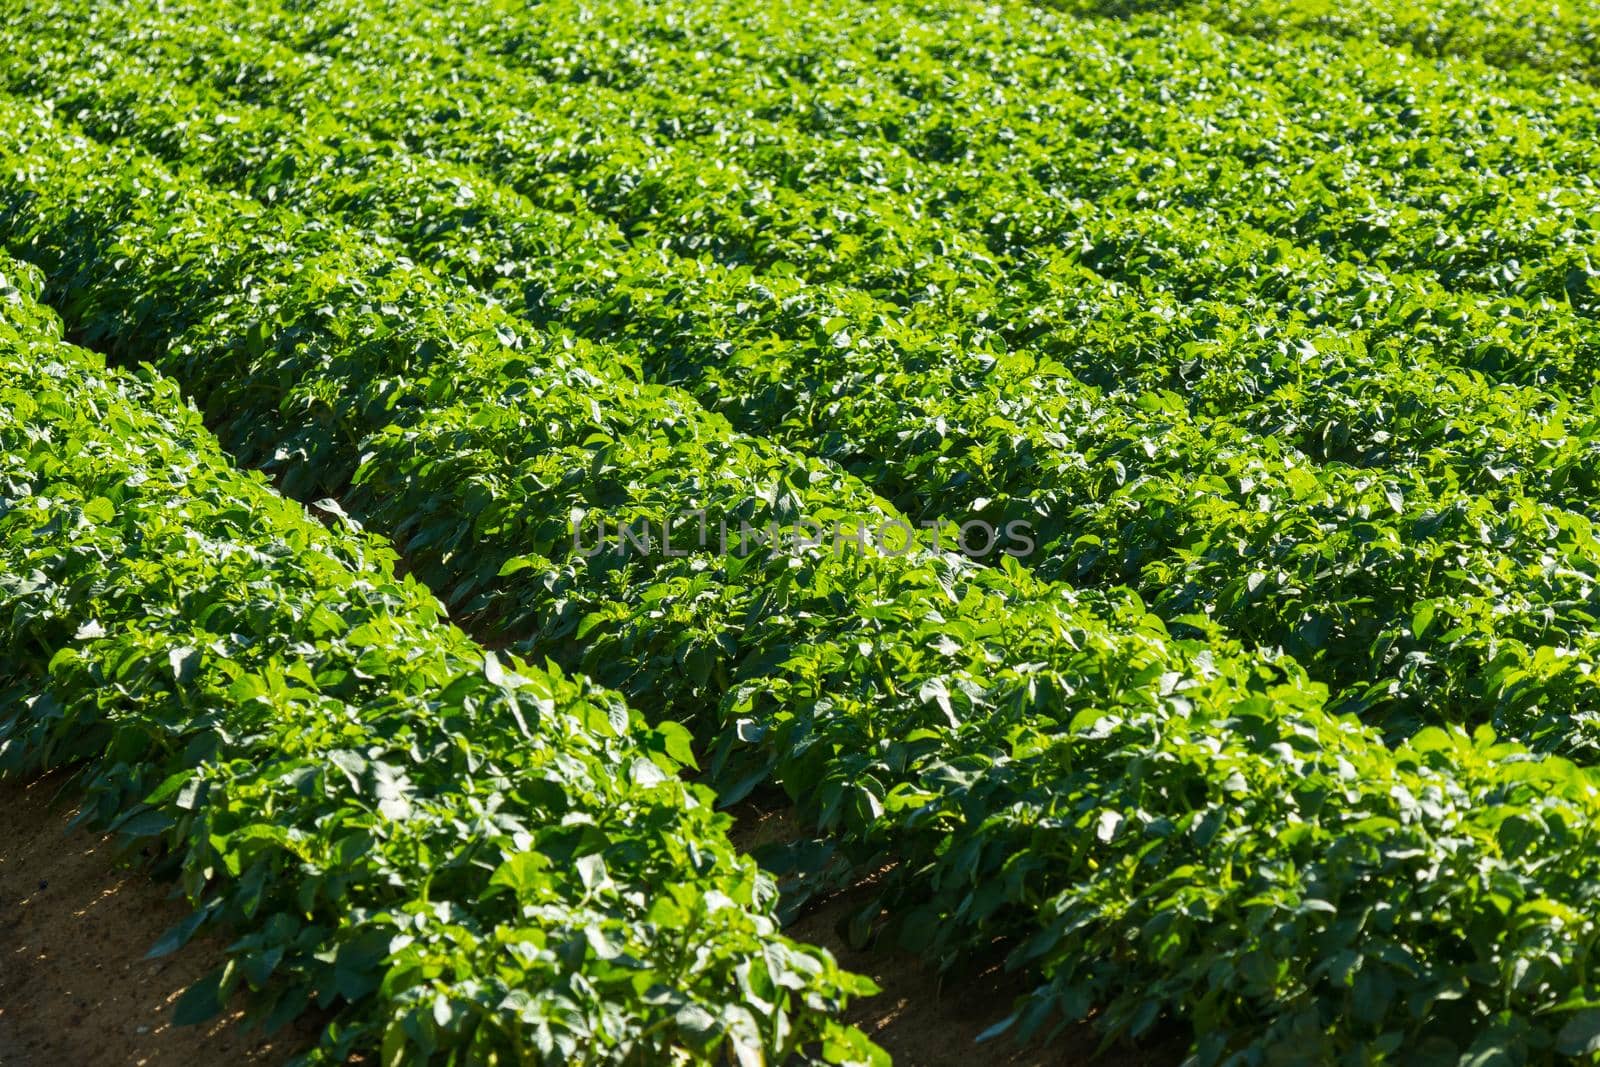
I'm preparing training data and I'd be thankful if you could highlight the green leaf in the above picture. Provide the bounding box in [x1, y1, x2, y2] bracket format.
[146, 907, 209, 960]
[172, 965, 229, 1027]
[82, 496, 116, 524]
[489, 852, 551, 898]
[1557, 1009, 1600, 1056]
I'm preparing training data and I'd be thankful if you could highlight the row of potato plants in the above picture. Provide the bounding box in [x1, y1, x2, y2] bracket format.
[35, 0, 1599, 429]
[114, 0, 1600, 316]
[294, 0, 1598, 307]
[10, 7, 1600, 750]
[1055, 0, 1600, 81]
[0, 252, 878, 1064]
[8, 94, 1600, 1062]
[173, 0, 1600, 424]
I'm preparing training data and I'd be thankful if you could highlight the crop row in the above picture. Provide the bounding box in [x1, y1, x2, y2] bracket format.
[243, 0, 1600, 312]
[9, 9, 1600, 749]
[10, 89, 1600, 1060]
[1059, 0, 1600, 81]
[28, 0, 1600, 422]
[27, 0, 1600, 321]
[0, 252, 876, 1064]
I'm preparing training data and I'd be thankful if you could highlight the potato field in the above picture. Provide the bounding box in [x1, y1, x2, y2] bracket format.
[1, 0, 1599, 1063]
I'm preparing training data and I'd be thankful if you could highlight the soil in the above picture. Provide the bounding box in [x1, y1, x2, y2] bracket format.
[0, 773, 317, 1067]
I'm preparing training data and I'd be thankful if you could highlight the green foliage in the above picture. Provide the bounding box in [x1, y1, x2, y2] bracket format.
[0, 256, 878, 1064]
[1067, 0, 1600, 81]
[5, 0, 1600, 746]
[3, 0, 1600, 1062]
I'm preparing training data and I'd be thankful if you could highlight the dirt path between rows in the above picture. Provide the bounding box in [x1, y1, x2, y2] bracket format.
[0, 774, 314, 1067]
